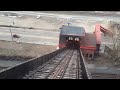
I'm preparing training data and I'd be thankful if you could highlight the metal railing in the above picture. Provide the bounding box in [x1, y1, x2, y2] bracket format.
[79, 49, 92, 79]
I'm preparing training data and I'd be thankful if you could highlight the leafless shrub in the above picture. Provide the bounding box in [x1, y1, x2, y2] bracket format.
[108, 21, 120, 64]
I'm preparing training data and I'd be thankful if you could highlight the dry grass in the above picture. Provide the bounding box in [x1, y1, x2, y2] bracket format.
[0, 40, 56, 60]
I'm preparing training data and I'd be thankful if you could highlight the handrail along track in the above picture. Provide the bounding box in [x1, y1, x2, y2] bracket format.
[79, 49, 92, 79]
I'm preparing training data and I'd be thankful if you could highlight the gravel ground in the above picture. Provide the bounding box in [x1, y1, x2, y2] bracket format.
[0, 40, 56, 58]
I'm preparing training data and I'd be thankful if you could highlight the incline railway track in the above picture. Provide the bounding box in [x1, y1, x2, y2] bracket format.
[23, 49, 84, 79]
[0, 48, 90, 79]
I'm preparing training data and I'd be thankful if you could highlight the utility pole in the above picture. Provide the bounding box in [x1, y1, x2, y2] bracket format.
[9, 25, 13, 41]
[68, 23, 70, 26]
[13, 20, 15, 30]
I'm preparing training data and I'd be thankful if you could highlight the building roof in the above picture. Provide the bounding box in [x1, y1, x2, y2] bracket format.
[60, 25, 85, 36]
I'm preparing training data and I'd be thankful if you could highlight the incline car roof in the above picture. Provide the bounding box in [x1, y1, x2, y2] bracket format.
[60, 26, 85, 36]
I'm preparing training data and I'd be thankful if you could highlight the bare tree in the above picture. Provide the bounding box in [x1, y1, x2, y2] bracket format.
[108, 21, 120, 63]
